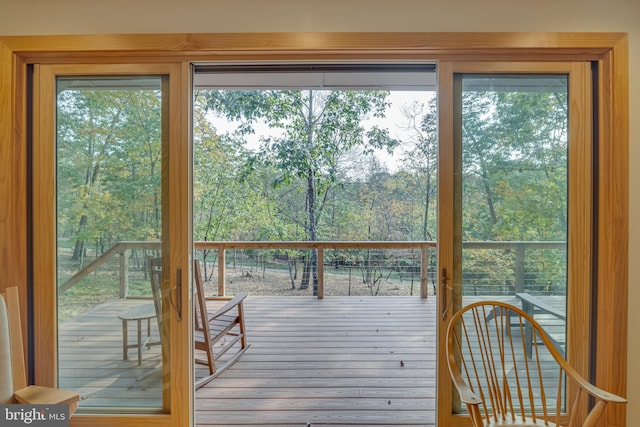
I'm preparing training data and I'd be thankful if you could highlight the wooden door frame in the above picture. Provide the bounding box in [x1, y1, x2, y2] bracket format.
[30, 63, 191, 426]
[438, 61, 595, 426]
[0, 32, 628, 426]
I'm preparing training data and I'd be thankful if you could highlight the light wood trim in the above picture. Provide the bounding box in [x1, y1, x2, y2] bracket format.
[0, 41, 29, 341]
[4, 287, 27, 391]
[69, 415, 174, 427]
[436, 60, 456, 426]
[160, 73, 172, 412]
[451, 61, 589, 73]
[0, 32, 625, 58]
[10, 53, 29, 347]
[0, 32, 628, 427]
[566, 62, 592, 404]
[33, 64, 58, 388]
[596, 36, 629, 427]
[170, 60, 193, 426]
[0, 43, 16, 291]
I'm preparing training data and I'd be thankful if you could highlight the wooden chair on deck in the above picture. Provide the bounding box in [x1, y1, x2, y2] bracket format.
[446, 301, 625, 427]
[1, 287, 80, 413]
[148, 256, 164, 348]
[193, 259, 249, 388]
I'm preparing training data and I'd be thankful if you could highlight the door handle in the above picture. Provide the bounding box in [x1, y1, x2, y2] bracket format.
[441, 268, 452, 320]
[169, 269, 182, 321]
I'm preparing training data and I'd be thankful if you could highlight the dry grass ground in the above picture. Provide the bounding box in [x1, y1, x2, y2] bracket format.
[200, 263, 434, 298]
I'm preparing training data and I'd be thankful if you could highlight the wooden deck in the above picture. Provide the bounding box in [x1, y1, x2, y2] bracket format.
[59, 296, 437, 426]
[58, 298, 164, 407]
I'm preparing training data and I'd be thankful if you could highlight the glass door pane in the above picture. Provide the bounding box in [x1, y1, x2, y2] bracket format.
[456, 74, 569, 413]
[55, 77, 168, 410]
[460, 75, 568, 307]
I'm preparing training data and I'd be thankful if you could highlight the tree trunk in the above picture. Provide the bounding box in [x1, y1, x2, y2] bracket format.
[423, 174, 432, 241]
[72, 149, 101, 262]
[287, 258, 296, 289]
[72, 214, 88, 261]
[481, 169, 498, 225]
[299, 90, 319, 295]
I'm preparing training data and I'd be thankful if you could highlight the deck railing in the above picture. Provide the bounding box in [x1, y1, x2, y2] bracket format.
[196, 241, 436, 298]
[462, 241, 566, 296]
[58, 240, 566, 299]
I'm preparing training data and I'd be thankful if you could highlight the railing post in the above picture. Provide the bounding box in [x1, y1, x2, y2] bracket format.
[217, 244, 226, 297]
[420, 243, 429, 298]
[515, 243, 525, 293]
[119, 247, 128, 299]
[317, 247, 324, 299]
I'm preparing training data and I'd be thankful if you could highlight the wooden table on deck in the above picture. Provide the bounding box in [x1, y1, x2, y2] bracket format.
[117, 303, 157, 365]
[516, 292, 566, 357]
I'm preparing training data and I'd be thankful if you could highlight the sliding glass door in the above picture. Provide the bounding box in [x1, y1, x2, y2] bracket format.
[32, 64, 191, 426]
[24, 56, 611, 427]
[437, 62, 593, 425]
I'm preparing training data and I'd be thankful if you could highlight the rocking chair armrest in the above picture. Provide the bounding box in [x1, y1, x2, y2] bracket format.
[209, 292, 247, 319]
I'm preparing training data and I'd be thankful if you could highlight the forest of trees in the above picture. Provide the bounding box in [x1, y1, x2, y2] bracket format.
[56, 80, 568, 295]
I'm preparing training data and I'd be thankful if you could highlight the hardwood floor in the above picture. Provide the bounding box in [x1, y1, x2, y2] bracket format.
[58, 296, 437, 426]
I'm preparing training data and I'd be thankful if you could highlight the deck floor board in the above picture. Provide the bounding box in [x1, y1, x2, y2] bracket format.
[59, 296, 437, 426]
[195, 296, 435, 426]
